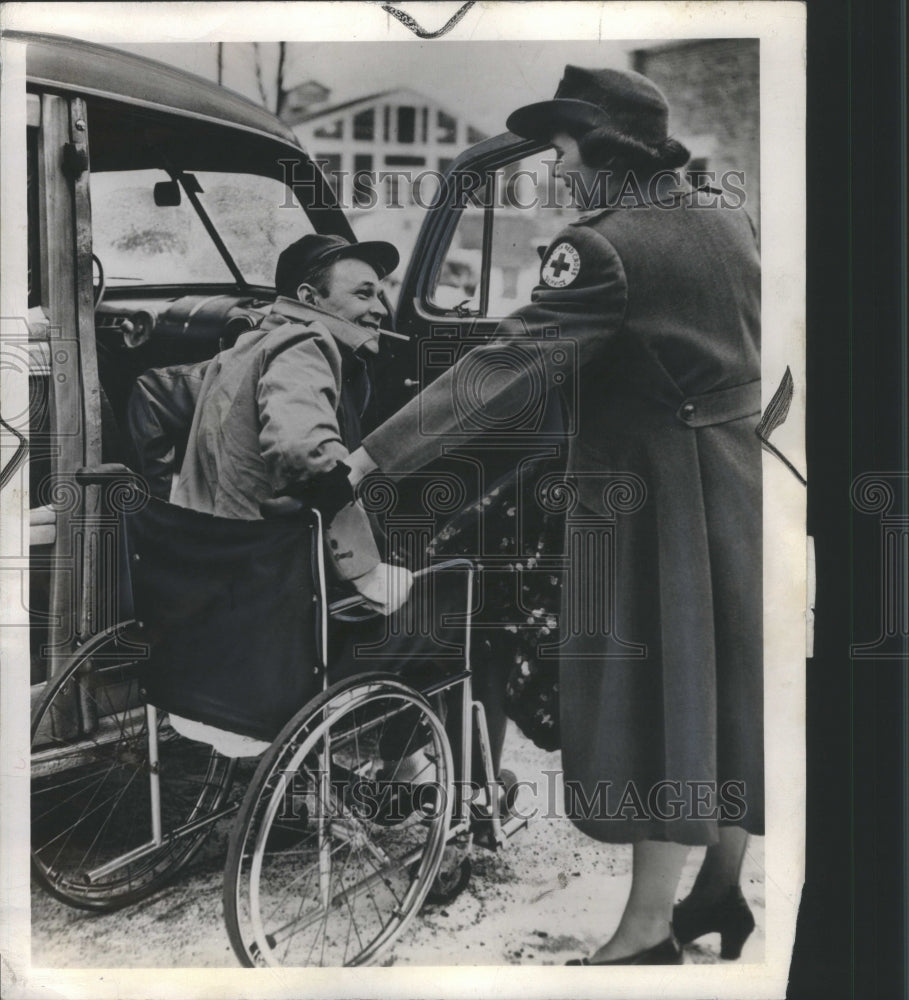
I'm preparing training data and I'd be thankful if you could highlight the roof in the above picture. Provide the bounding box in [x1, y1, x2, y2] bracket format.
[290, 90, 392, 124]
[9, 30, 301, 146]
[290, 86, 489, 140]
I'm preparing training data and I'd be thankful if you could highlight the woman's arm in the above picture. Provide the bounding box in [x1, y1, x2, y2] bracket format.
[361, 224, 629, 477]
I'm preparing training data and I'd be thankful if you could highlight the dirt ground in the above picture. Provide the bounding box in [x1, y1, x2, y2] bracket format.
[30, 726, 765, 969]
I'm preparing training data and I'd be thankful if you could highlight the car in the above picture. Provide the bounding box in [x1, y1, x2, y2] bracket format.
[7, 31, 567, 741]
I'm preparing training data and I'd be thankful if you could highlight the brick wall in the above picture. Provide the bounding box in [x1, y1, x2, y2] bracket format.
[633, 39, 760, 230]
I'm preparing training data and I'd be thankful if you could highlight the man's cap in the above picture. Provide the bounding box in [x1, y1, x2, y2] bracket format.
[506, 65, 671, 156]
[275, 234, 399, 297]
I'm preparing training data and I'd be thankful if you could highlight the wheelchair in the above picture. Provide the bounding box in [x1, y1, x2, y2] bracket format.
[30, 464, 526, 968]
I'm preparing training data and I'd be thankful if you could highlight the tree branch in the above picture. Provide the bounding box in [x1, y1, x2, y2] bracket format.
[275, 41, 287, 118]
[252, 42, 269, 109]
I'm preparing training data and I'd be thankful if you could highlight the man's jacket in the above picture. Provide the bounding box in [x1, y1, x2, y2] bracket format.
[170, 297, 380, 582]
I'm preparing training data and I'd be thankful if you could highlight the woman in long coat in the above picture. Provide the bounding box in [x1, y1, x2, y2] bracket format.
[349, 65, 762, 965]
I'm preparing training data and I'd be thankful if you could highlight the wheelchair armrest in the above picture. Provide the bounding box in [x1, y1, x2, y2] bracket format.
[329, 592, 374, 618]
[327, 558, 475, 621]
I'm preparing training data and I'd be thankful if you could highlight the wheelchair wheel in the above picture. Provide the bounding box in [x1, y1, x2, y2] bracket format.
[31, 625, 236, 911]
[224, 673, 454, 967]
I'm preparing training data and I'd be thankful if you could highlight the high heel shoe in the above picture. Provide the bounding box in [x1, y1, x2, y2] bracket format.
[672, 886, 755, 959]
[566, 936, 683, 965]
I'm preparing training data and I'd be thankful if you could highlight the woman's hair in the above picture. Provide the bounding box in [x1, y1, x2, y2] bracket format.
[575, 126, 691, 173]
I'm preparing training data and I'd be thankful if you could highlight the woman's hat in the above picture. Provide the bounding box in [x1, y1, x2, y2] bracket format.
[506, 65, 671, 157]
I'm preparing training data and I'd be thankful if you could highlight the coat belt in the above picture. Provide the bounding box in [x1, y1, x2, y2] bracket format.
[674, 379, 761, 428]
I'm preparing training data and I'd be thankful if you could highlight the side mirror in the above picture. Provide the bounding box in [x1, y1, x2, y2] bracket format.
[153, 180, 181, 206]
[153, 174, 203, 206]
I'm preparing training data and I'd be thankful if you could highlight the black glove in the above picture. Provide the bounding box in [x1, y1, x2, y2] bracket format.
[281, 461, 355, 521]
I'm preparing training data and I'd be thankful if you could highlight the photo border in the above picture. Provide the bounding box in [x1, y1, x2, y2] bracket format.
[1, 3, 808, 997]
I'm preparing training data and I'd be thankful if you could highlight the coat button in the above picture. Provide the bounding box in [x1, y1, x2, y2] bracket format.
[681, 402, 696, 420]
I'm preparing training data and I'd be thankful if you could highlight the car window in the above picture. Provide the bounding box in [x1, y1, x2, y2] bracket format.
[428, 148, 575, 317]
[429, 197, 483, 312]
[90, 170, 314, 287]
[488, 149, 573, 315]
[196, 172, 315, 286]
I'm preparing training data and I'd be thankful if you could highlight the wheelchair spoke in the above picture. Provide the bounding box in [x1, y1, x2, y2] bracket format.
[38, 756, 137, 860]
[32, 638, 235, 909]
[226, 678, 455, 967]
[336, 845, 367, 963]
[32, 761, 126, 823]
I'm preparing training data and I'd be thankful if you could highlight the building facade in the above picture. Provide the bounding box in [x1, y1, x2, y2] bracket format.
[285, 84, 487, 210]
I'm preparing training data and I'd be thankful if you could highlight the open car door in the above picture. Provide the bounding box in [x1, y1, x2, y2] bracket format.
[370, 135, 574, 728]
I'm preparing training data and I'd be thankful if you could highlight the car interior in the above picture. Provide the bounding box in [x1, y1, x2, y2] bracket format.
[88, 102, 348, 454]
[26, 94, 353, 680]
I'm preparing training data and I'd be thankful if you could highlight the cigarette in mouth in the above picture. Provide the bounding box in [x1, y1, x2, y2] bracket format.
[380, 330, 410, 341]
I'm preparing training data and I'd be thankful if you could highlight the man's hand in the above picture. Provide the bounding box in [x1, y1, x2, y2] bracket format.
[354, 563, 413, 615]
[346, 446, 378, 488]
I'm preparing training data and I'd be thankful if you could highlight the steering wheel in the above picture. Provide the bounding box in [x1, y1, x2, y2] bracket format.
[92, 253, 105, 308]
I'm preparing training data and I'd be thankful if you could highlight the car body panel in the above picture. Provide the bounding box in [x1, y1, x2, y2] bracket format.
[13, 30, 301, 146]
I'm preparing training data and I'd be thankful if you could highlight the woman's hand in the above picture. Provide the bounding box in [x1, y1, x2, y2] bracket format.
[346, 446, 378, 488]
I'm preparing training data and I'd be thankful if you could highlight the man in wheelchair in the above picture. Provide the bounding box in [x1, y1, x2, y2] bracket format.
[170, 232, 410, 611]
[129, 233, 416, 755]
[32, 235, 518, 957]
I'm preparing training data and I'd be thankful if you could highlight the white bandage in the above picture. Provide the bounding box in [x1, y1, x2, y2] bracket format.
[354, 563, 414, 615]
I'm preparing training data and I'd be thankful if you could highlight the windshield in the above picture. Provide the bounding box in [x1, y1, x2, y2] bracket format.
[90, 170, 315, 287]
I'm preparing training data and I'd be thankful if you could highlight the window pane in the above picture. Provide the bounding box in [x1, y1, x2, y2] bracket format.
[428, 196, 484, 310]
[90, 169, 234, 285]
[487, 150, 573, 315]
[384, 155, 425, 167]
[428, 150, 574, 317]
[397, 106, 416, 144]
[353, 109, 374, 141]
[313, 118, 343, 139]
[90, 169, 316, 288]
[195, 173, 316, 286]
[437, 110, 456, 144]
[353, 154, 374, 208]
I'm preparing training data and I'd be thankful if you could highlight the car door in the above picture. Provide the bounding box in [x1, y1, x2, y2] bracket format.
[27, 88, 102, 716]
[374, 134, 574, 633]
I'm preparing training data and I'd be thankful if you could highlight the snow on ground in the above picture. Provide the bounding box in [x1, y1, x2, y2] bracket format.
[31, 726, 764, 968]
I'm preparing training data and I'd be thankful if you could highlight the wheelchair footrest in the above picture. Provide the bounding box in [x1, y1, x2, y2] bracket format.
[470, 809, 528, 850]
